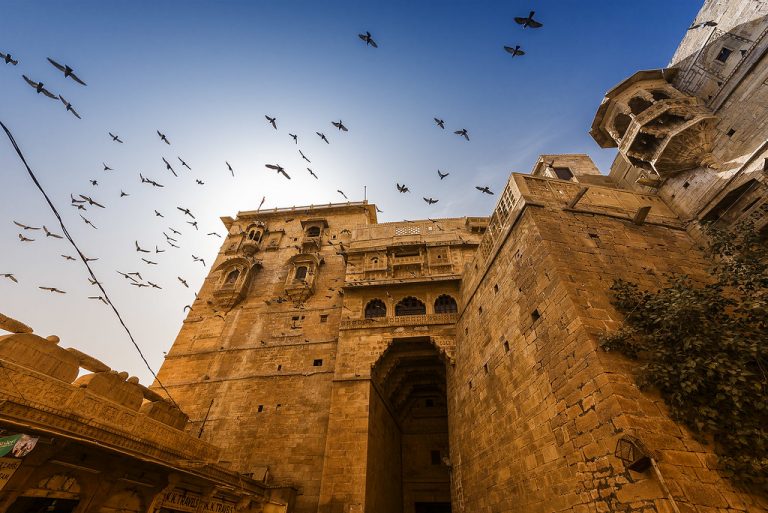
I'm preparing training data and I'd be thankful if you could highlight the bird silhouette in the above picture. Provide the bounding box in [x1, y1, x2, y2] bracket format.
[187, 221, 199, 230]
[504, 45, 525, 57]
[140, 174, 164, 188]
[195, 179, 204, 185]
[688, 20, 717, 30]
[454, 128, 470, 140]
[397, 183, 409, 193]
[168, 241, 180, 249]
[117, 271, 139, 282]
[88, 277, 102, 286]
[80, 215, 97, 229]
[43, 226, 63, 239]
[47, 58, 87, 85]
[258, 196, 266, 210]
[434, 118, 445, 129]
[207, 232, 222, 238]
[289, 133, 298, 144]
[61, 255, 75, 261]
[84, 256, 98, 262]
[156, 245, 166, 253]
[332, 120, 348, 132]
[162, 157, 178, 177]
[148, 281, 162, 289]
[514, 11, 543, 28]
[438, 170, 449, 179]
[88, 296, 108, 304]
[108, 132, 123, 143]
[58, 96, 81, 119]
[22, 76, 57, 99]
[13, 221, 40, 231]
[103, 163, 113, 171]
[141, 258, 158, 265]
[39, 286, 66, 294]
[178, 157, 191, 170]
[226, 161, 234, 177]
[79, 195, 105, 208]
[135, 241, 150, 253]
[154, 210, 164, 217]
[127, 271, 142, 280]
[423, 197, 439, 205]
[316, 132, 329, 144]
[1, 273, 18, 283]
[178, 277, 189, 288]
[375, 206, 383, 213]
[0, 51, 18, 65]
[476, 186, 494, 195]
[266, 164, 291, 179]
[120, 190, 129, 197]
[307, 168, 318, 179]
[192, 255, 206, 266]
[337, 190, 348, 199]
[18, 234, 34, 242]
[90, 180, 98, 186]
[169, 227, 182, 236]
[131, 282, 149, 288]
[358, 31, 378, 48]
[177, 207, 195, 219]
[157, 130, 170, 145]
[265, 115, 277, 129]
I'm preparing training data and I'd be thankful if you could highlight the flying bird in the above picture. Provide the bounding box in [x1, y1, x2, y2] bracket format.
[688, 20, 717, 30]
[90, 180, 98, 186]
[157, 130, 170, 145]
[79, 195, 105, 208]
[168, 227, 182, 236]
[265, 115, 277, 129]
[476, 186, 494, 195]
[13, 221, 40, 231]
[139, 174, 164, 188]
[1, 273, 18, 283]
[88, 277, 102, 286]
[438, 170, 449, 179]
[177, 207, 195, 218]
[88, 296, 108, 304]
[108, 132, 123, 143]
[162, 157, 177, 177]
[396, 183, 409, 193]
[187, 221, 199, 230]
[58, 96, 81, 119]
[39, 286, 66, 294]
[80, 215, 97, 229]
[84, 256, 98, 262]
[22, 75, 57, 99]
[299, 150, 311, 163]
[226, 161, 234, 176]
[454, 129, 470, 141]
[18, 234, 34, 242]
[434, 118, 445, 129]
[178, 277, 189, 288]
[148, 281, 162, 289]
[316, 132, 329, 144]
[156, 245, 166, 253]
[207, 232, 221, 238]
[163, 232, 177, 242]
[258, 196, 266, 210]
[0, 51, 18, 65]
[423, 197, 439, 205]
[178, 157, 191, 170]
[117, 271, 139, 282]
[266, 164, 290, 179]
[195, 179, 204, 185]
[135, 241, 150, 253]
[289, 134, 298, 144]
[504, 45, 525, 57]
[375, 206, 383, 213]
[154, 210, 164, 217]
[47, 57, 87, 85]
[120, 190, 129, 197]
[307, 168, 318, 179]
[168, 241, 180, 249]
[192, 255, 206, 266]
[141, 258, 158, 265]
[130, 282, 149, 288]
[514, 11, 543, 28]
[337, 190, 348, 199]
[332, 120, 348, 132]
[103, 163, 113, 171]
[127, 271, 143, 280]
[43, 226, 63, 239]
[358, 31, 378, 48]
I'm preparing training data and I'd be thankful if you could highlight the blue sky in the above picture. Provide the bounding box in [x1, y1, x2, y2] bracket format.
[0, 0, 702, 383]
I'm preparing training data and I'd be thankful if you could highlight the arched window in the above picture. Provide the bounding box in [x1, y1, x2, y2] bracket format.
[364, 299, 387, 318]
[225, 269, 240, 284]
[306, 226, 321, 237]
[628, 96, 653, 115]
[295, 266, 308, 281]
[651, 90, 670, 101]
[434, 295, 458, 314]
[395, 296, 426, 316]
[248, 230, 256, 240]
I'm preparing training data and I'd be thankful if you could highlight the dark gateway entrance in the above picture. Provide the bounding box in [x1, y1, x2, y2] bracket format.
[368, 337, 452, 513]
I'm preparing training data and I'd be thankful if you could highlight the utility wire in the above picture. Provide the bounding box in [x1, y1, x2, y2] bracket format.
[0, 120, 181, 411]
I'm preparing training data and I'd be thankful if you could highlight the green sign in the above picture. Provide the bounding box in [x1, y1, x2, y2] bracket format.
[0, 436, 20, 458]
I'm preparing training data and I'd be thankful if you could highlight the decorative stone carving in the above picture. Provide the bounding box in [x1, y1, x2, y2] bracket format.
[212, 256, 262, 309]
[284, 253, 322, 302]
[591, 69, 718, 177]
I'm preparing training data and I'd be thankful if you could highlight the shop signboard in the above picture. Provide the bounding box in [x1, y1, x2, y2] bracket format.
[0, 457, 21, 491]
[161, 490, 236, 513]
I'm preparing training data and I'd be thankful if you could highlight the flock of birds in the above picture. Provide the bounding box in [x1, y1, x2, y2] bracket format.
[1, 10, 547, 311]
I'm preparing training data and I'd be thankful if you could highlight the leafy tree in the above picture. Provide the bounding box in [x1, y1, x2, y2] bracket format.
[600, 221, 768, 485]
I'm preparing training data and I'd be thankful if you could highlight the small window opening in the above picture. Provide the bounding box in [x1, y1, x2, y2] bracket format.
[295, 266, 308, 281]
[225, 269, 240, 284]
[503, 340, 510, 353]
[531, 309, 541, 322]
[553, 167, 574, 181]
[320, 314, 328, 323]
[494, 284, 499, 294]
[715, 47, 733, 63]
[588, 233, 600, 239]
[306, 226, 321, 237]
[395, 296, 426, 316]
[726, 128, 736, 137]
[478, 306, 483, 314]
[276, 404, 282, 410]
[434, 295, 458, 314]
[431, 450, 441, 465]
[364, 299, 387, 318]
[468, 380, 473, 389]
[483, 363, 489, 374]
[313, 359, 323, 367]
[683, 181, 690, 189]
[257, 405, 264, 412]
[464, 327, 468, 335]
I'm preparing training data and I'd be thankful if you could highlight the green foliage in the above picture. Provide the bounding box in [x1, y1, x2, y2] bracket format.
[600, 221, 768, 485]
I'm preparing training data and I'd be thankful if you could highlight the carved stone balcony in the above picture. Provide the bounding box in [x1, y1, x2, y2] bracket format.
[340, 313, 458, 330]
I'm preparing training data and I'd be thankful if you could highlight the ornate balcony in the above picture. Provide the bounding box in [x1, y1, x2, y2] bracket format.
[340, 313, 458, 330]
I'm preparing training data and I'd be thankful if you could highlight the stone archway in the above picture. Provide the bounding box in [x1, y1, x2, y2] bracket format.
[6, 473, 81, 513]
[367, 337, 452, 513]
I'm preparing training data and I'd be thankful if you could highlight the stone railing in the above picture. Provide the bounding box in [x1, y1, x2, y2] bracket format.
[340, 313, 457, 330]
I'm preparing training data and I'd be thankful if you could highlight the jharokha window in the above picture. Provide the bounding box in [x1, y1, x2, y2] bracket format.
[395, 296, 426, 316]
[306, 226, 321, 237]
[225, 269, 240, 284]
[364, 299, 387, 319]
[295, 266, 308, 281]
[434, 294, 458, 314]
